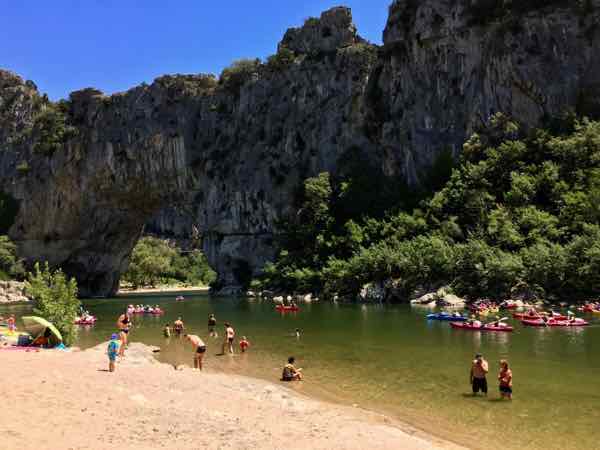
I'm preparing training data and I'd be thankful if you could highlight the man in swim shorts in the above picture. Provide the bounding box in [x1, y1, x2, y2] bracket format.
[107, 333, 121, 372]
[222, 323, 235, 354]
[173, 317, 185, 336]
[185, 334, 206, 370]
[470, 353, 489, 396]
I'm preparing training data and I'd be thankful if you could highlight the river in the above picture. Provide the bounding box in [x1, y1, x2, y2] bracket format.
[2, 292, 599, 449]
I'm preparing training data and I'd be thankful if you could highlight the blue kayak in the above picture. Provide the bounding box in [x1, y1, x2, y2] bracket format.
[426, 313, 468, 321]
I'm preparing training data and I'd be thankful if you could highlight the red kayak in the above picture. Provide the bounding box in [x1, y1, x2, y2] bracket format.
[450, 322, 513, 332]
[512, 312, 568, 321]
[275, 305, 299, 312]
[522, 318, 589, 327]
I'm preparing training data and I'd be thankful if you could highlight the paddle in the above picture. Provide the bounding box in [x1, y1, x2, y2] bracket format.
[485, 317, 509, 327]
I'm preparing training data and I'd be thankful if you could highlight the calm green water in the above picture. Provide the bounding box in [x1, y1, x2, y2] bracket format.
[3, 293, 600, 449]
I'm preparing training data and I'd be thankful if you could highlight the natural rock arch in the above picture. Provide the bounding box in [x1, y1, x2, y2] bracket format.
[1, 3, 599, 297]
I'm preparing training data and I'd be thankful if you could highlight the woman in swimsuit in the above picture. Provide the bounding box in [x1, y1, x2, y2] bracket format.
[116, 310, 131, 357]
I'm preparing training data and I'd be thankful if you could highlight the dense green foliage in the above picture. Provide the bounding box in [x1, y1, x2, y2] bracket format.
[122, 237, 216, 289]
[30, 101, 78, 156]
[26, 262, 79, 345]
[260, 116, 600, 302]
[0, 236, 24, 281]
[266, 47, 296, 72]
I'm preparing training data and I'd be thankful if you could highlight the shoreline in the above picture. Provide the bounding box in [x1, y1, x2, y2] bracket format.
[116, 285, 210, 296]
[2, 342, 464, 450]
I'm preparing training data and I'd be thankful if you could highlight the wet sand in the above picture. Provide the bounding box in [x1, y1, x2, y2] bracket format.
[0, 343, 463, 450]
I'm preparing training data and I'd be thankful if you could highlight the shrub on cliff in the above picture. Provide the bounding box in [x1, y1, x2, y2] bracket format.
[30, 101, 78, 156]
[26, 262, 79, 346]
[219, 59, 261, 95]
[266, 47, 296, 72]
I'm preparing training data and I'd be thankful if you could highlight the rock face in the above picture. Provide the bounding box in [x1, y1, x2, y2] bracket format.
[1, 3, 600, 297]
[0, 281, 30, 304]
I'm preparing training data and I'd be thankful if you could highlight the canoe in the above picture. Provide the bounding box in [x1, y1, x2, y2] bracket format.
[75, 316, 97, 325]
[512, 312, 568, 320]
[450, 322, 513, 332]
[426, 313, 467, 321]
[521, 319, 589, 327]
[276, 305, 299, 312]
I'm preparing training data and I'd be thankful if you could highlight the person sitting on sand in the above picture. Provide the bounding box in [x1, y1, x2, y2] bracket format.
[498, 360, 513, 400]
[31, 327, 52, 348]
[173, 317, 185, 336]
[239, 336, 250, 353]
[184, 334, 206, 370]
[282, 356, 303, 382]
[107, 333, 120, 372]
[470, 353, 489, 396]
[163, 323, 171, 338]
[208, 314, 217, 338]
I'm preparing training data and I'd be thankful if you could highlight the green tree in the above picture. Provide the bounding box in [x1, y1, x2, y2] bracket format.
[0, 236, 24, 280]
[25, 262, 79, 346]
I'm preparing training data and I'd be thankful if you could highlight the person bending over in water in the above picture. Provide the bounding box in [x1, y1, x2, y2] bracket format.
[116, 309, 132, 357]
[185, 334, 206, 370]
[239, 336, 250, 353]
[282, 356, 303, 381]
[173, 317, 185, 337]
[470, 353, 489, 396]
[498, 360, 513, 400]
[107, 333, 121, 372]
[163, 323, 171, 338]
[208, 314, 217, 338]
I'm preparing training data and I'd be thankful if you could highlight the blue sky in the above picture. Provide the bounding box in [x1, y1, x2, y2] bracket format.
[1, 1, 391, 100]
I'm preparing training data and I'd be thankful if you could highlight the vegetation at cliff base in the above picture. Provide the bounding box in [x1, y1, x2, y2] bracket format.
[122, 236, 216, 289]
[0, 236, 24, 281]
[260, 115, 600, 302]
[26, 262, 79, 345]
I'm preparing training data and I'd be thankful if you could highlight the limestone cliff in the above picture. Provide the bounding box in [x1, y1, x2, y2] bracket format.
[1, 3, 599, 297]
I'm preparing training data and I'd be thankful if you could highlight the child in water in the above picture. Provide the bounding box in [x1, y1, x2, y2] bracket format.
[107, 333, 121, 372]
[239, 336, 250, 353]
[163, 323, 171, 338]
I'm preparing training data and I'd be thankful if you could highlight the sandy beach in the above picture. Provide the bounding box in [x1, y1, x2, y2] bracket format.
[1, 343, 463, 450]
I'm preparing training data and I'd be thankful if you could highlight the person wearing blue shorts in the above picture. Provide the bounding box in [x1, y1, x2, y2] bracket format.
[107, 333, 120, 372]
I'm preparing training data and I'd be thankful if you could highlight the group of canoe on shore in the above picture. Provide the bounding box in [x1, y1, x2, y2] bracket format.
[111, 309, 303, 381]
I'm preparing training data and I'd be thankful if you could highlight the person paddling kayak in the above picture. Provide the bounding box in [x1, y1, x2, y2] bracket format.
[470, 353, 489, 396]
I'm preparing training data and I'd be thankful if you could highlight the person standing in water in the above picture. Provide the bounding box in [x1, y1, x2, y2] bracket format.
[498, 360, 513, 400]
[116, 309, 131, 357]
[239, 336, 250, 353]
[470, 353, 489, 396]
[222, 323, 235, 354]
[163, 323, 171, 338]
[173, 317, 185, 337]
[185, 334, 206, 370]
[208, 314, 217, 338]
[107, 333, 121, 372]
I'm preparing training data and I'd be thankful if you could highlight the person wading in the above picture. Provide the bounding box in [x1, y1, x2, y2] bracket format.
[116, 309, 132, 357]
[498, 360, 513, 400]
[470, 353, 489, 396]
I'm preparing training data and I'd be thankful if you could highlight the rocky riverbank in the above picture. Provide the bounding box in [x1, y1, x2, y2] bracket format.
[0, 342, 463, 450]
[0, 281, 30, 304]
